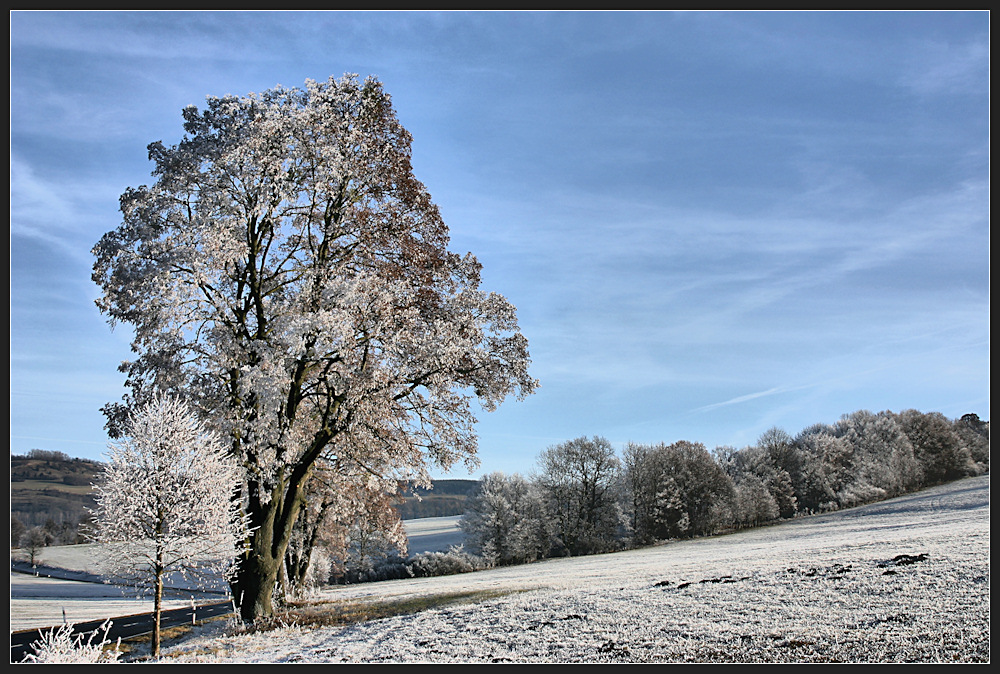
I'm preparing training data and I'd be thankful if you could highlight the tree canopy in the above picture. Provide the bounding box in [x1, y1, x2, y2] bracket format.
[92, 73, 537, 621]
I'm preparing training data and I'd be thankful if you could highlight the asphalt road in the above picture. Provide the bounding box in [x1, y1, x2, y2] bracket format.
[11, 599, 234, 663]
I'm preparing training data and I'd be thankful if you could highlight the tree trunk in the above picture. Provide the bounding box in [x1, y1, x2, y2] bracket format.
[230, 425, 332, 623]
[232, 474, 309, 623]
[152, 568, 163, 658]
[233, 514, 284, 623]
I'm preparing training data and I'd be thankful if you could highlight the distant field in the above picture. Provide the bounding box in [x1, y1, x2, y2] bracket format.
[403, 515, 464, 555]
[12, 480, 94, 495]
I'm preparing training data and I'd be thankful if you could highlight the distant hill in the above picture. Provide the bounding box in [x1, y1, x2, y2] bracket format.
[394, 479, 479, 520]
[10, 451, 104, 540]
[10, 450, 478, 543]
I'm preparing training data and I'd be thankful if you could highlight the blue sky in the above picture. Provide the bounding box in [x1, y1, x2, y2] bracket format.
[10, 11, 990, 478]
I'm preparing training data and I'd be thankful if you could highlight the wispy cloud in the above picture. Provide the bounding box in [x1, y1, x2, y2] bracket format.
[695, 384, 815, 413]
[899, 38, 990, 96]
[9, 155, 111, 266]
[8, 11, 988, 467]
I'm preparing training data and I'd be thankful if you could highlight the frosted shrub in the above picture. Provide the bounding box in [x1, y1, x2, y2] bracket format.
[407, 546, 489, 578]
[335, 548, 489, 584]
[338, 554, 412, 584]
[22, 621, 120, 664]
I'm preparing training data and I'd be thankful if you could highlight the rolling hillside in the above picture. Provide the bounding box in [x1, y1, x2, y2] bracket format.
[10, 451, 475, 544]
[157, 474, 990, 663]
[10, 452, 103, 536]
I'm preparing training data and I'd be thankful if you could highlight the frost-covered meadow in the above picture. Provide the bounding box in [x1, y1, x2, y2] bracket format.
[154, 474, 989, 664]
[9, 517, 463, 634]
[9, 572, 200, 633]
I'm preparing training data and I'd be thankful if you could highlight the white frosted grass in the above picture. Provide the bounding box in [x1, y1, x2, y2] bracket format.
[10, 574, 199, 632]
[157, 475, 989, 663]
[9, 517, 463, 632]
[10, 541, 225, 632]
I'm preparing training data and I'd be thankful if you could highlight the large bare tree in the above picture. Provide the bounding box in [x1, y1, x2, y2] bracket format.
[92, 74, 538, 622]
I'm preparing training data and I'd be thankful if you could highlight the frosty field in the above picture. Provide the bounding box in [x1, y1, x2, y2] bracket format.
[9, 516, 464, 634]
[152, 474, 989, 664]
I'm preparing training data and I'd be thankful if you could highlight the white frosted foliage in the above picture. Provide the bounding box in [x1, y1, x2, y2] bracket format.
[92, 73, 537, 620]
[91, 393, 246, 589]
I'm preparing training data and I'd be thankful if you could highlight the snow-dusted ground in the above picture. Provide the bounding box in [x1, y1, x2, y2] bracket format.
[9, 515, 464, 633]
[9, 573, 201, 633]
[155, 474, 989, 664]
[10, 542, 203, 632]
[9, 541, 221, 633]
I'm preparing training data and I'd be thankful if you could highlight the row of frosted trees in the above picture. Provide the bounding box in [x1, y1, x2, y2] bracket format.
[460, 409, 989, 566]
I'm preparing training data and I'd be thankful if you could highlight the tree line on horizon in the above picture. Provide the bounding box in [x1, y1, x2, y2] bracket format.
[457, 409, 989, 567]
[9, 407, 989, 599]
[274, 407, 988, 588]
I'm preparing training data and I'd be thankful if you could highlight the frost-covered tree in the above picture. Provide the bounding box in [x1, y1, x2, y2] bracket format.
[723, 441, 797, 520]
[283, 456, 405, 593]
[791, 425, 844, 512]
[757, 427, 801, 482]
[715, 444, 785, 527]
[894, 410, 974, 486]
[535, 436, 623, 556]
[732, 474, 779, 528]
[91, 74, 537, 621]
[89, 394, 246, 657]
[627, 441, 734, 539]
[834, 410, 921, 502]
[621, 442, 661, 545]
[461, 471, 548, 565]
[755, 427, 801, 518]
[953, 413, 989, 473]
[622, 442, 693, 544]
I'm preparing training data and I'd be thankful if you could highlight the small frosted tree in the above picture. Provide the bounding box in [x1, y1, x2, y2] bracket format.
[90, 394, 246, 658]
[461, 471, 548, 565]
